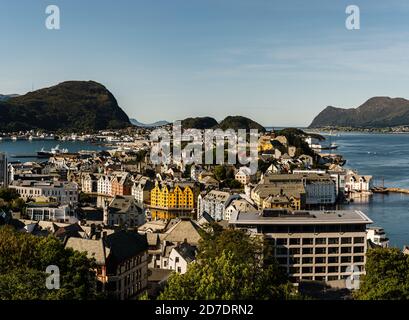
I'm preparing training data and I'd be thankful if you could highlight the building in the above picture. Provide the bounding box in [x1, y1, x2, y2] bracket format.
[81, 173, 99, 193]
[150, 182, 196, 210]
[260, 173, 336, 207]
[251, 183, 306, 210]
[168, 242, 196, 274]
[97, 175, 113, 195]
[224, 198, 257, 221]
[103, 195, 145, 227]
[345, 171, 373, 193]
[9, 180, 78, 205]
[197, 190, 240, 221]
[229, 209, 373, 284]
[26, 203, 73, 222]
[0, 153, 8, 187]
[235, 166, 252, 185]
[111, 173, 133, 196]
[367, 227, 389, 248]
[132, 177, 153, 204]
[65, 230, 148, 300]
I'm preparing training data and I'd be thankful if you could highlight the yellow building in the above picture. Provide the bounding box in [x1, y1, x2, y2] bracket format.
[150, 182, 196, 210]
[258, 135, 274, 152]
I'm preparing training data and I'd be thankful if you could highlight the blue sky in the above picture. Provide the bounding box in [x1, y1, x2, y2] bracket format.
[1, 0, 409, 126]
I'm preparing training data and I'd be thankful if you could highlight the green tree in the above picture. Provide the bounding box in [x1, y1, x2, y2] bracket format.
[354, 248, 409, 300]
[0, 188, 20, 202]
[0, 226, 101, 300]
[213, 165, 227, 181]
[158, 225, 298, 300]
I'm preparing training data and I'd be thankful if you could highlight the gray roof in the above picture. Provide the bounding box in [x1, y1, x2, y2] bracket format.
[230, 209, 373, 225]
[65, 237, 106, 265]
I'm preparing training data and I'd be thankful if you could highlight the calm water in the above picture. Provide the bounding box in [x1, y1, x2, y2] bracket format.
[0, 140, 107, 162]
[327, 133, 409, 248]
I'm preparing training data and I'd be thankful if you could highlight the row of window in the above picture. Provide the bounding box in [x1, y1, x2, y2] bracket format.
[275, 237, 365, 246]
[276, 246, 365, 255]
[277, 255, 364, 265]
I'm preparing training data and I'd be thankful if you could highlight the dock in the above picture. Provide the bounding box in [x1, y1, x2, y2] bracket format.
[372, 187, 409, 194]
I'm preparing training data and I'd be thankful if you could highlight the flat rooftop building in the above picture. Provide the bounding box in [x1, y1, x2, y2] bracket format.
[229, 209, 373, 284]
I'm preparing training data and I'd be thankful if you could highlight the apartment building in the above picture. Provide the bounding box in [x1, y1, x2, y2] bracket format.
[26, 203, 72, 222]
[81, 173, 99, 193]
[111, 173, 133, 196]
[97, 175, 113, 195]
[150, 182, 196, 210]
[197, 190, 240, 221]
[9, 180, 78, 204]
[132, 177, 153, 204]
[260, 173, 336, 207]
[65, 230, 148, 300]
[229, 209, 373, 284]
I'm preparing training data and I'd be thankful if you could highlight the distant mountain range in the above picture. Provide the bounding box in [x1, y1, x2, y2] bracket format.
[309, 97, 409, 128]
[180, 116, 266, 132]
[0, 94, 19, 101]
[0, 81, 131, 131]
[130, 119, 170, 127]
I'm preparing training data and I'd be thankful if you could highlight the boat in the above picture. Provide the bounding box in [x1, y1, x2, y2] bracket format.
[37, 145, 69, 158]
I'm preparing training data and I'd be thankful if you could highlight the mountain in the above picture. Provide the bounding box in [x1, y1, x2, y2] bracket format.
[218, 116, 265, 132]
[180, 115, 265, 132]
[0, 94, 19, 102]
[0, 81, 131, 131]
[181, 117, 218, 129]
[130, 119, 169, 127]
[309, 97, 409, 128]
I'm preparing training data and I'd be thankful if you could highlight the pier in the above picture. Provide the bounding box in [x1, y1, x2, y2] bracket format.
[372, 187, 409, 194]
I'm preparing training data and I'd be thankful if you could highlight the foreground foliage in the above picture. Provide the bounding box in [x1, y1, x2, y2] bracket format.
[355, 248, 409, 300]
[158, 224, 298, 300]
[0, 226, 100, 300]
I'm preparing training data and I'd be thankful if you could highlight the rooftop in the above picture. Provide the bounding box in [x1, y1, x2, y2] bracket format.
[230, 209, 373, 225]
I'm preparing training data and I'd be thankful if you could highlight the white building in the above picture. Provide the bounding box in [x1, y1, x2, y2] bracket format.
[345, 171, 373, 193]
[197, 190, 240, 221]
[97, 175, 113, 195]
[26, 204, 73, 222]
[230, 209, 373, 284]
[103, 195, 145, 227]
[9, 180, 78, 204]
[132, 177, 153, 204]
[235, 166, 252, 185]
[367, 227, 389, 248]
[168, 243, 196, 274]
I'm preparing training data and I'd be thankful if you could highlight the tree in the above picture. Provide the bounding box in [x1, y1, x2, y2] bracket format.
[354, 248, 409, 300]
[0, 188, 20, 202]
[0, 226, 101, 300]
[213, 165, 227, 181]
[158, 225, 298, 300]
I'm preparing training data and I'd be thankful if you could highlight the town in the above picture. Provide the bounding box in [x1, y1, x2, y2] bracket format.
[0, 125, 401, 300]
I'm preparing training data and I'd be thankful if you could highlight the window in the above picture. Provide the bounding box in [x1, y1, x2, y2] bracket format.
[175, 257, 180, 263]
[314, 266, 326, 274]
[341, 247, 352, 254]
[289, 248, 300, 255]
[315, 238, 326, 245]
[354, 237, 365, 244]
[328, 266, 339, 273]
[328, 257, 339, 264]
[328, 238, 339, 245]
[315, 257, 326, 264]
[341, 256, 352, 263]
[177, 267, 181, 273]
[289, 238, 301, 245]
[276, 238, 287, 245]
[341, 237, 352, 244]
[315, 247, 326, 255]
[328, 247, 339, 254]
[302, 238, 314, 245]
[302, 257, 313, 264]
[353, 246, 364, 253]
[302, 248, 313, 255]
